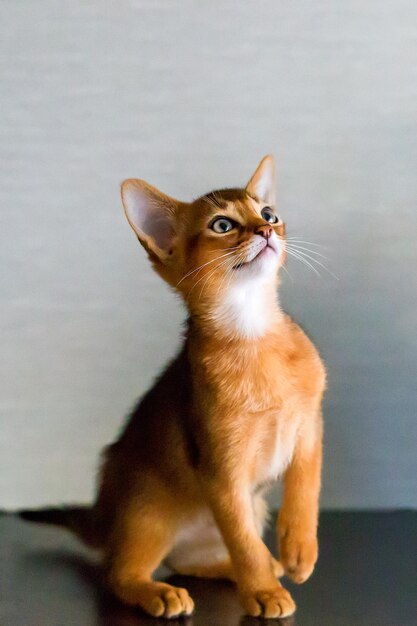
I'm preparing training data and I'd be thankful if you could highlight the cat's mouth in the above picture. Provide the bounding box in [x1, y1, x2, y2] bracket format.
[232, 241, 276, 270]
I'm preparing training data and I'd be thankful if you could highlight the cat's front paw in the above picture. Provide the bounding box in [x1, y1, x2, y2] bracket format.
[278, 522, 318, 583]
[240, 584, 296, 618]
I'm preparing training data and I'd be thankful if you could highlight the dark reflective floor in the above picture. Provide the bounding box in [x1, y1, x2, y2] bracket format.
[1, 511, 416, 626]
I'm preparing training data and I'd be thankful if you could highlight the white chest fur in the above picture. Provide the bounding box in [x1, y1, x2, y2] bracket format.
[212, 278, 277, 338]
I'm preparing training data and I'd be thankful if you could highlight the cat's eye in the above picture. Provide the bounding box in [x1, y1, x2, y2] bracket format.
[210, 217, 235, 234]
[261, 207, 279, 224]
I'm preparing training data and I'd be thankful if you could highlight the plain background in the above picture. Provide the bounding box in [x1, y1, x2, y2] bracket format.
[1, 1, 416, 510]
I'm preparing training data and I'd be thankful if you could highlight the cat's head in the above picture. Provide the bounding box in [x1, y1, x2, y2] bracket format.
[121, 156, 286, 313]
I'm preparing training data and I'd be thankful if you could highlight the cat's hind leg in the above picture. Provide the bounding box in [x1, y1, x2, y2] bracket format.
[105, 490, 194, 619]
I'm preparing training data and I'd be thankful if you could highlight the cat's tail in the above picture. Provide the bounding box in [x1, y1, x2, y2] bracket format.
[19, 505, 103, 549]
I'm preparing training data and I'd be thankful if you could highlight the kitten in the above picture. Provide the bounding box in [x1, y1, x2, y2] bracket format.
[21, 156, 325, 619]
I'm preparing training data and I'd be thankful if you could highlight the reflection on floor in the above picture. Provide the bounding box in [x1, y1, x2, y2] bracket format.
[1, 511, 416, 626]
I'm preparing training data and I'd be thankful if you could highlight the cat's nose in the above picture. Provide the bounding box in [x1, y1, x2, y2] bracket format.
[256, 225, 273, 240]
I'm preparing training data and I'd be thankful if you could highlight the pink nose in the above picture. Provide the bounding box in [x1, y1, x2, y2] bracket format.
[256, 225, 273, 240]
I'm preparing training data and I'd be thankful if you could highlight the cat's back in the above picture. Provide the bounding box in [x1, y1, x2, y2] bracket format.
[110, 345, 196, 471]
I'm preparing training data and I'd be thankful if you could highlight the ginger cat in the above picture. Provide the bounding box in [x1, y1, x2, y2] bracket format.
[22, 156, 325, 619]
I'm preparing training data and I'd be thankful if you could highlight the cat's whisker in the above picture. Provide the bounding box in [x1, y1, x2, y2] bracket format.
[203, 195, 217, 209]
[180, 250, 240, 284]
[196, 259, 231, 300]
[286, 246, 338, 279]
[199, 259, 234, 300]
[225, 253, 244, 291]
[197, 256, 237, 300]
[285, 244, 329, 260]
[206, 250, 246, 297]
[190, 252, 240, 298]
[220, 252, 246, 297]
[212, 190, 226, 209]
[225, 248, 253, 288]
[200, 248, 246, 303]
[176, 248, 240, 286]
[285, 249, 322, 278]
[196, 243, 256, 301]
[203, 194, 226, 214]
[209, 257, 239, 303]
[285, 237, 323, 248]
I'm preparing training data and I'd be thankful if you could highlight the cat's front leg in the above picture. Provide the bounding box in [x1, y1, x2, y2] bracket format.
[278, 420, 322, 584]
[201, 475, 296, 618]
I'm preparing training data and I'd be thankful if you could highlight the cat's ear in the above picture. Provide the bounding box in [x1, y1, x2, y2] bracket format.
[121, 179, 180, 261]
[246, 155, 276, 206]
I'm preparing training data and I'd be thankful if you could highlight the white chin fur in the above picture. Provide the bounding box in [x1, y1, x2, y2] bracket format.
[211, 235, 282, 338]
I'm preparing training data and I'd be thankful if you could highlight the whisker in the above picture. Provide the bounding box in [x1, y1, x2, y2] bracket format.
[197, 254, 238, 300]
[203, 247, 248, 302]
[286, 249, 322, 277]
[197, 258, 233, 299]
[285, 237, 323, 247]
[176, 247, 239, 286]
[203, 195, 223, 211]
[285, 243, 329, 260]
[194, 244, 255, 299]
[286, 246, 338, 279]
[210, 256, 238, 301]
[190, 252, 240, 298]
[212, 252, 245, 301]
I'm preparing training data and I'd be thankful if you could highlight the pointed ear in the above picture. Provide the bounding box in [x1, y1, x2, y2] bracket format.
[121, 179, 180, 261]
[245, 155, 276, 206]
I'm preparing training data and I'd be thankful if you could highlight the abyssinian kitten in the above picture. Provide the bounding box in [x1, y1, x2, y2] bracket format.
[21, 156, 325, 619]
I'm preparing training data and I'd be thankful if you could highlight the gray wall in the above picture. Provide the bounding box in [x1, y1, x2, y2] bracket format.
[1, 1, 416, 509]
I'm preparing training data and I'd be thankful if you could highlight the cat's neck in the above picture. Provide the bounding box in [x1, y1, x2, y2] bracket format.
[188, 276, 283, 340]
